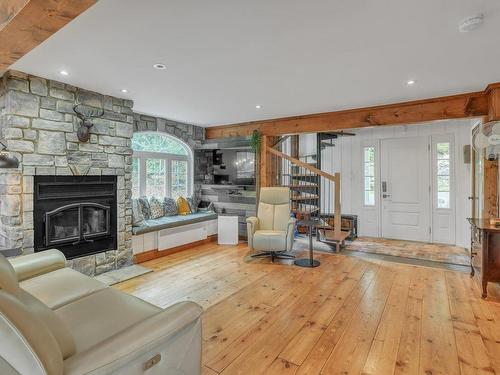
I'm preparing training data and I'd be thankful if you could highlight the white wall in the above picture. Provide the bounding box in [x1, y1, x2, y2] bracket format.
[318, 119, 474, 248]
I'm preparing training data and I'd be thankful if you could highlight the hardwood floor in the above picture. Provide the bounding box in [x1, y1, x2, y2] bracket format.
[343, 237, 470, 266]
[115, 242, 500, 375]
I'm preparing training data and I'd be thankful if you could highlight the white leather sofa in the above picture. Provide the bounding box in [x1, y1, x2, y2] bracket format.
[0, 250, 202, 375]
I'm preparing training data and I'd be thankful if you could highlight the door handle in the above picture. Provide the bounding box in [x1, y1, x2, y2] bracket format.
[383, 194, 391, 198]
[382, 181, 387, 193]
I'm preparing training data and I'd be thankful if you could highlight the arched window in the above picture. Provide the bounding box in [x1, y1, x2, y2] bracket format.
[131, 132, 192, 199]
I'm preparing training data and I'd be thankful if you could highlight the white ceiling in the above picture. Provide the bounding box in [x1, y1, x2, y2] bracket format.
[12, 0, 500, 127]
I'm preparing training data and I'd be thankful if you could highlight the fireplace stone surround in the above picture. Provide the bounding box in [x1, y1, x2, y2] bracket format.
[0, 70, 134, 275]
[0, 70, 207, 276]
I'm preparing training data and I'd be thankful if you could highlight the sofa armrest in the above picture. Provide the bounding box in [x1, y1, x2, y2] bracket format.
[64, 301, 203, 375]
[286, 218, 296, 251]
[246, 217, 259, 250]
[246, 217, 259, 234]
[9, 249, 66, 281]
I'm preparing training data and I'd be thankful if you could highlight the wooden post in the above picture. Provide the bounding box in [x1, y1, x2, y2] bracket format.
[334, 172, 341, 235]
[483, 156, 498, 218]
[259, 135, 274, 188]
[291, 135, 299, 159]
[259, 135, 280, 188]
[483, 86, 500, 218]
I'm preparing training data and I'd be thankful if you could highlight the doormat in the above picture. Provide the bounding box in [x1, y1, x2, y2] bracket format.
[94, 264, 152, 286]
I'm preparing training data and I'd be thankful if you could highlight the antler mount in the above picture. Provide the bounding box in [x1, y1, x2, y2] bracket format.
[73, 104, 104, 142]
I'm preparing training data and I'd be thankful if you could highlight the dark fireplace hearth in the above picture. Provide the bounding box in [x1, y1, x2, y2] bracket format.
[34, 176, 117, 259]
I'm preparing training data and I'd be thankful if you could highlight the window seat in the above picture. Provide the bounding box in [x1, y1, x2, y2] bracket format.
[132, 212, 218, 261]
[132, 211, 218, 235]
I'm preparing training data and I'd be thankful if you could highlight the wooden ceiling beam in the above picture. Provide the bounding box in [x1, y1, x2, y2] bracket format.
[0, 0, 97, 75]
[206, 85, 497, 139]
[486, 82, 500, 122]
[0, 0, 30, 30]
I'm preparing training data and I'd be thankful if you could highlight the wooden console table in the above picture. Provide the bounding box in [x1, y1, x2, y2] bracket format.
[468, 218, 500, 298]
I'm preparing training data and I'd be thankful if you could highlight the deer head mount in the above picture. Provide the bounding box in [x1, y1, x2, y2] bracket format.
[73, 104, 104, 142]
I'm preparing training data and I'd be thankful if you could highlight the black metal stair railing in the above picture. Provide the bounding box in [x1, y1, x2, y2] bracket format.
[265, 145, 342, 235]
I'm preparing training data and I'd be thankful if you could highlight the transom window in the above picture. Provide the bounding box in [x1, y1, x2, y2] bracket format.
[132, 132, 192, 199]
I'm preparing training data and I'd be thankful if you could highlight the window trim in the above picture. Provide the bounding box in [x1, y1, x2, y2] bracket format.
[132, 132, 193, 198]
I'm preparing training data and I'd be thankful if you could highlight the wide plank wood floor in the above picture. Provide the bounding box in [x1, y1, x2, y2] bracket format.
[114, 242, 500, 375]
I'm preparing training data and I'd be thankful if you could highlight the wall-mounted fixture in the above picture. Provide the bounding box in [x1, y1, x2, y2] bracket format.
[0, 141, 19, 168]
[73, 104, 104, 142]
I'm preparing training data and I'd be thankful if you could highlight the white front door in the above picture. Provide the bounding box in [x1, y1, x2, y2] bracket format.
[380, 137, 430, 242]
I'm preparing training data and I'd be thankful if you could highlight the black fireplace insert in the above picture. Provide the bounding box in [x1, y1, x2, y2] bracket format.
[34, 176, 117, 259]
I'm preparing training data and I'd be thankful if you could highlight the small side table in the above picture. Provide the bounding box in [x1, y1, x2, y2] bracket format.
[294, 219, 320, 268]
[218, 215, 239, 245]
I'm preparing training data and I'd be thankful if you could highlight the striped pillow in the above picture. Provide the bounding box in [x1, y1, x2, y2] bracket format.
[138, 197, 151, 220]
[132, 199, 146, 227]
[163, 197, 178, 216]
[187, 196, 199, 213]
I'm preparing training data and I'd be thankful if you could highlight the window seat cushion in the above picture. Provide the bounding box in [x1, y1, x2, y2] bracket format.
[132, 211, 218, 235]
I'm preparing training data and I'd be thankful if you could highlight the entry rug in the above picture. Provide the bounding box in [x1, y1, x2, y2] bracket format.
[94, 264, 152, 286]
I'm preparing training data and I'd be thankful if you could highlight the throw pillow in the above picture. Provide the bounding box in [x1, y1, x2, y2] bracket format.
[163, 197, 178, 216]
[138, 196, 151, 220]
[198, 201, 215, 213]
[177, 196, 191, 216]
[149, 197, 164, 219]
[132, 198, 146, 226]
[187, 196, 200, 213]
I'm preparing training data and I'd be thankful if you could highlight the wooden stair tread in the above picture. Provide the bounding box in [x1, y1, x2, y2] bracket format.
[292, 208, 320, 214]
[319, 229, 350, 242]
[291, 195, 319, 201]
[282, 184, 319, 188]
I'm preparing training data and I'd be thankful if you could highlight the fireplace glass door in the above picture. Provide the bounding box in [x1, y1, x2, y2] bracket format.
[46, 205, 80, 245]
[83, 205, 110, 238]
[45, 203, 110, 247]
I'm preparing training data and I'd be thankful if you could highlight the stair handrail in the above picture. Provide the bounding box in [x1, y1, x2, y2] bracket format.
[265, 144, 342, 237]
[266, 145, 339, 183]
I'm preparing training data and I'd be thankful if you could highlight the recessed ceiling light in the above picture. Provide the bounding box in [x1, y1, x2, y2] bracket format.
[407, 80, 416, 86]
[153, 63, 166, 70]
[121, 89, 128, 93]
[459, 14, 484, 33]
[60, 70, 69, 76]
[255, 105, 262, 109]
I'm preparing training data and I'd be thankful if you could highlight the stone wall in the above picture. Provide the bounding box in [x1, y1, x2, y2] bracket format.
[133, 113, 205, 197]
[0, 70, 134, 275]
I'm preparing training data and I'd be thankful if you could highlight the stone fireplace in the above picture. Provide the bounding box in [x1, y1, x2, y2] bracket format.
[0, 70, 134, 275]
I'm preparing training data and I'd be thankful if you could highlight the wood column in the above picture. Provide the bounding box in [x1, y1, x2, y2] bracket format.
[334, 173, 341, 234]
[483, 156, 498, 218]
[291, 135, 299, 159]
[259, 136, 271, 188]
[259, 136, 279, 188]
[483, 85, 500, 218]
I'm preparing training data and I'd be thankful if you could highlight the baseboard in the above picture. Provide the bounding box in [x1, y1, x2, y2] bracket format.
[134, 235, 218, 263]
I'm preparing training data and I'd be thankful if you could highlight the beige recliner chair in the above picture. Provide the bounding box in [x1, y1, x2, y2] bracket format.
[246, 187, 296, 262]
[0, 250, 202, 375]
